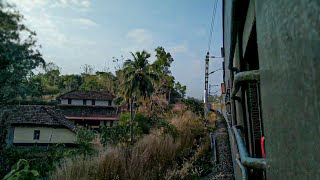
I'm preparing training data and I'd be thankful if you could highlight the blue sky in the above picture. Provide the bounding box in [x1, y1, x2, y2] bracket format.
[8, 0, 223, 98]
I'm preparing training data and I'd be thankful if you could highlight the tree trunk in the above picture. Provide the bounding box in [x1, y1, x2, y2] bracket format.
[129, 98, 134, 144]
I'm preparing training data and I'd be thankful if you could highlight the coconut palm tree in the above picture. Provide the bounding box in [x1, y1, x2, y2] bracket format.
[119, 50, 159, 143]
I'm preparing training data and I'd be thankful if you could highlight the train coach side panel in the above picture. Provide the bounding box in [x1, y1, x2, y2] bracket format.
[255, 0, 320, 179]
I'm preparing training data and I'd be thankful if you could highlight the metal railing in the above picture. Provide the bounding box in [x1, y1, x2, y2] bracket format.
[232, 126, 268, 170]
[231, 70, 260, 99]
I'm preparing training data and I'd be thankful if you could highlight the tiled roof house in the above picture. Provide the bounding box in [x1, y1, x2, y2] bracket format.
[1, 105, 77, 145]
[57, 90, 119, 129]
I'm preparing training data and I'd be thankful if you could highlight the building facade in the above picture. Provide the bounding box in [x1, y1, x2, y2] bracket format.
[1, 105, 77, 146]
[57, 90, 119, 130]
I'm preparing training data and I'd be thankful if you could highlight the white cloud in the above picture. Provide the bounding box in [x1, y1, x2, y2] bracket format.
[6, 0, 96, 48]
[121, 28, 155, 55]
[6, 0, 49, 12]
[26, 14, 67, 48]
[73, 18, 98, 28]
[169, 44, 189, 54]
[7, 0, 91, 12]
[51, 0, 91, 11]
[126, 28, 153, 46]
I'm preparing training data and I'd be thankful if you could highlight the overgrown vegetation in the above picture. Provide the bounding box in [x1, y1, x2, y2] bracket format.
[76, 127, 97, 153]
[0, 146, 77, 178]
[3, 159, 39, 180]
[182, 98, 204, 117]
[51, 111, 213, 180]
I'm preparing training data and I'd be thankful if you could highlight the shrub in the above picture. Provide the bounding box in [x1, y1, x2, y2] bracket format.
[3, 159, 39, 180]
[182, 98, 204, 117]
[100, 112, 152, 146]
[134, 113, 151, 134]
[76, 127, 97, 149]
[119, 112, 151, 134]
[0, 146, 83, 178]
[156, 118, 178, 138]
[100, 125, 130, 145]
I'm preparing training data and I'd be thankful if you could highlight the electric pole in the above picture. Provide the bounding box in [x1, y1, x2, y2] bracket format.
[204, 52, 209, 124]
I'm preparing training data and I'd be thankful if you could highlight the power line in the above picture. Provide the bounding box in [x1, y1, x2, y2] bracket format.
[207, 0, 218, 51]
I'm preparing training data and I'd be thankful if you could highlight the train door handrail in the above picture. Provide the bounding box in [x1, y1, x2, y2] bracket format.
[231, 70, 260, 99]
[232, 126, 268, 169]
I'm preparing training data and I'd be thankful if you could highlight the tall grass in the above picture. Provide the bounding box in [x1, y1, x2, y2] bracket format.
[50, 111, 211, 180]
[97, 134, 178, 180]
[51, 152, 105, 180]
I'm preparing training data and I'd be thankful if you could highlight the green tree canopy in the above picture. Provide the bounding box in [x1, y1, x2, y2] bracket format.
[0, 1, 45, 102]
[120, 50, 159, 102]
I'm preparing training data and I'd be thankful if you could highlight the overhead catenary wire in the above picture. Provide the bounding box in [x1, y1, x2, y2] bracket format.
[205, 0, 219, 123]
[207, 0, 219, 52]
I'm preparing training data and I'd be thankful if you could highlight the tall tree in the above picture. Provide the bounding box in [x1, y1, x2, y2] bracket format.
[59, 74, 83, 92]
[173, 82, 186, 98]
[121, 51, 159, 101]
[81, 64, 95, 75]
[151, 47, 175, 103]
[43, 62, 60, 87]
[96, 71, 117, 95]
[0, 1, 45, 102]
[120, 50, 159, 143]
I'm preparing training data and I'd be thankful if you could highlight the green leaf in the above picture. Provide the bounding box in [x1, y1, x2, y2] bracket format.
[3, 170, 16, 180]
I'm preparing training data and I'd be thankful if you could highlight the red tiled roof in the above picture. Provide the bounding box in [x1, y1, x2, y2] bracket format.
[58, 90, 115, 100]
[1, 105, 76, 132]
[65, 116, 118, 121]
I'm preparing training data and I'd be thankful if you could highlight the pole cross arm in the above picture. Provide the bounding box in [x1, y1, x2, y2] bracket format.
[231, 70, 260, 99]
[209, 68, 223, 75]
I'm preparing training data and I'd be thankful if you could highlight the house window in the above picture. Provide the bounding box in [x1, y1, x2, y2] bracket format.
[33, 130, 40, 140]
[108, 101, 112, 106]
[68, 99, 72, 104]
[83, 99, 87, 105]
[110, 121, 114, 127]
[92, 100, 95, 105]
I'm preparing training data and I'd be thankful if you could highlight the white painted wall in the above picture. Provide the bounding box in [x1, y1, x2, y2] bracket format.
[98, 121, 119, 127]
[13, 127, 76, 144]
[86, 99, 92, 105]
[60, 98, 113, 106]
[95, 100, 111, 106]
[61, 99, 68, 104]
[72, 99, 83, 105]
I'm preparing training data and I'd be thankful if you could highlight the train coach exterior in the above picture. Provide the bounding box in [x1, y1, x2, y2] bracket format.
[221, 0, 320, 179]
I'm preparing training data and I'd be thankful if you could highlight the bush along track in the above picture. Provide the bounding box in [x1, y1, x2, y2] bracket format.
[50, 111, 215, 180]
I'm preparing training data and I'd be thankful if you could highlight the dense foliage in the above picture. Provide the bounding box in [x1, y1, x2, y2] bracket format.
[3, 159, 39, 180]
[0, 1, 44, 103]
[76, 127, 97, 151]
[0, 146, 79, 178]
[100, 112, 151, 145]
[182, 97, 204, 116]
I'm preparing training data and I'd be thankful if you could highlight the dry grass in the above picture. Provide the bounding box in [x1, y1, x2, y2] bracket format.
[171, 111, 204, 149]
[51, 152, 106, 180]
[50, 111, 209, 180]
[98, 134, 178, 180]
